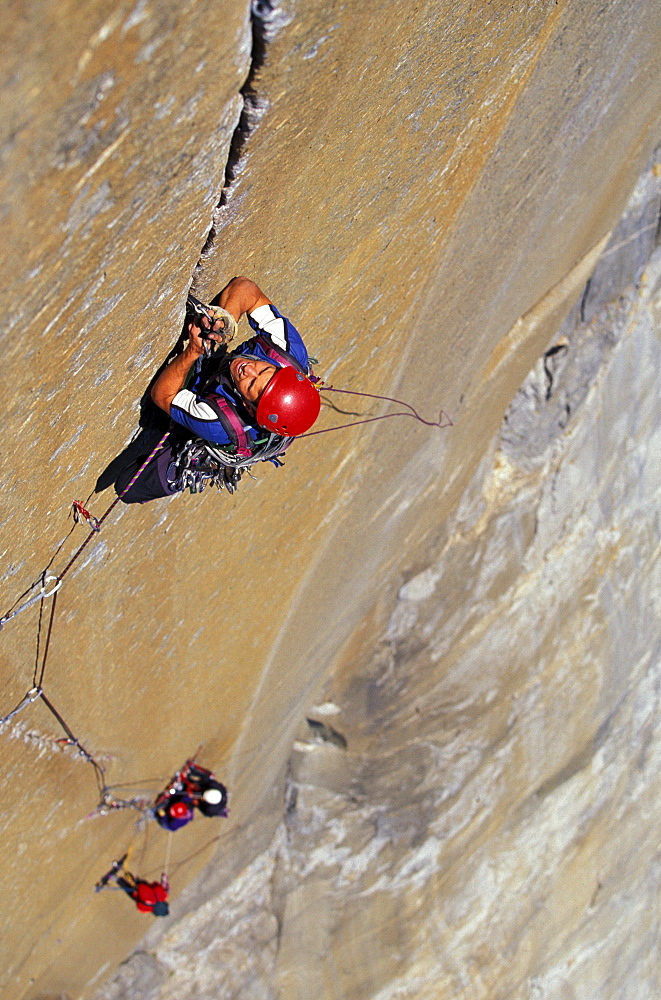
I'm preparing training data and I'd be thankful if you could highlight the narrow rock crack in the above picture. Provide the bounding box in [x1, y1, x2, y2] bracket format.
[193, 1, 289, 280]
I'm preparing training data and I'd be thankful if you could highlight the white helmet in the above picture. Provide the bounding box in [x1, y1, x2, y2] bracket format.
[202, 788, 224, 805]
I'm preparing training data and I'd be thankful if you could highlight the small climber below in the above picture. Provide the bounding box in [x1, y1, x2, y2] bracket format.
[96, 855, 170, 917]
[116, 869, 170, 917]
[112, 276, 321, 503]
[154, 759, 228, 831]
[154, 793, 195, 832]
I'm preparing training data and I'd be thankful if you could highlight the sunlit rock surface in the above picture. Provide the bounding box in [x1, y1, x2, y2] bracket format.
[0, 1, 659, 998]
[95, 167, 661, 1000]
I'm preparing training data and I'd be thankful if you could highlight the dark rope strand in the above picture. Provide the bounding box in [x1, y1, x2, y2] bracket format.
[299, 406, 452, 439]
[104, 775, 168, 791]
[40, 692, 107, 796]
[143, 833, 224, 880]
[295, 386, 453, 440]
[54, 433, 169, 583]
[30, 583, 107, 796]
[34, 588, 59, 689]
[32, 575, 47, 687]
[322, 386, 453, 426]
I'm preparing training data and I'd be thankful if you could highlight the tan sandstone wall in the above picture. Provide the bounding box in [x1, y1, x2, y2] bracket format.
[0, 1, 659, 998]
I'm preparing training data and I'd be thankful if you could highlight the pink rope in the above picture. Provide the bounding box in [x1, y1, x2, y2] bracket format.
[55, 433, 169, 582]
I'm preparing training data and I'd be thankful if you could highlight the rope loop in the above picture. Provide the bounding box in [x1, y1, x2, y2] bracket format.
[42, 575, 63, 598]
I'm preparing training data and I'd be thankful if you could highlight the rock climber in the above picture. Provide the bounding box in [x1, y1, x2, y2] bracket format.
[154, 793, 195, 832]
[183, 760, 229, 818]
[154, 759, 228, 831]
[116, 869, 170, 917]
[96, 855, 170, 917]
[110, 276, 321, 503]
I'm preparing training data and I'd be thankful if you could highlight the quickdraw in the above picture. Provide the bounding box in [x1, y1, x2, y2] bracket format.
[0, 575, 62, 632]
[71, 500, 100, 532]
[168, 434, 288, 496]
[0, 686, 43, 726]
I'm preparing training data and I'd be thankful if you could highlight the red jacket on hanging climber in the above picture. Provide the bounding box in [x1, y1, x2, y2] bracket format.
[116, 871, 170, 917]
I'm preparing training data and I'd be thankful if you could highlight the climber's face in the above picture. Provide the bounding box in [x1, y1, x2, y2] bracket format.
[230, 357, 277, 405]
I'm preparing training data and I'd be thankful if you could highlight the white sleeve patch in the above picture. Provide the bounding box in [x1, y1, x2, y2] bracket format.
[171, 389, 218, 422]
[250, 304, 287, 350]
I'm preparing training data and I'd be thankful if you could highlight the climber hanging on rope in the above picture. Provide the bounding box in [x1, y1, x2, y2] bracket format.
[103, 276, 321, 504]
[154, 758, 228, 831]
[118, 870, 170, 916]
[96, 854, 170, 917]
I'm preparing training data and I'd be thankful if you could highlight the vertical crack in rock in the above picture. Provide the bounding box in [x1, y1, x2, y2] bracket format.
[194, 1, 291, 278]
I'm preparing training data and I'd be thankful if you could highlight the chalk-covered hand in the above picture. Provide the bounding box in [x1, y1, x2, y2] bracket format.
[187, 305, 237, 353]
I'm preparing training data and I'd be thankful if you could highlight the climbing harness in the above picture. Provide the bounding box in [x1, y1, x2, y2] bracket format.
[167, 356, 297, 495]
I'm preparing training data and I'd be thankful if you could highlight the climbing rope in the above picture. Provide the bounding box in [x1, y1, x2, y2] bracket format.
[163, 829, 174, 874]
[55, 432, 169, 585]
[141, 831, 224, 882]
[0, 686, 43, 725]
[0, 575, 62, 631]
[299, 386, 453, 439]
[0, 309, 454, 904]
[0, 432, 171, 809]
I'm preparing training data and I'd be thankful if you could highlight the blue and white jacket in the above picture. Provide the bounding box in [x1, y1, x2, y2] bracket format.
[170, 304, 309, 446]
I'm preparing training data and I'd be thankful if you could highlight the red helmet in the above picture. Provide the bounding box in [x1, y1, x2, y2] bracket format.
[256, 366, 321, 436]
[169, 800, 192, 820]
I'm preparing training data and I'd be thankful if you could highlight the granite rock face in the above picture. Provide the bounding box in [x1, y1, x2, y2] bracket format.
[0, 1, 660, 998]
[95, 160, 661, 1000]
